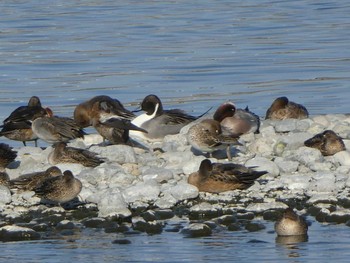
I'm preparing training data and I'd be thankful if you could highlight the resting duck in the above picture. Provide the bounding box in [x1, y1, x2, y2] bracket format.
[130, 94, 208, 141]
[213, 102, 260, 137]
[32, 108, 86, 144]
[0, 143, 17, 169]
[48, 142, 105, 167]
[188, 159, 267, 193]
[304, 130, 345, 156]
[34, 170, 82, 204]
[265, 96, 309, 120]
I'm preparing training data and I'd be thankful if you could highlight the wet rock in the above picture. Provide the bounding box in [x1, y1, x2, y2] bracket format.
[181, 223, 212, 237]
[132, 217, 163, 234]
[244, 221, 266, 232]
[56, 220, 76, 230]
[112, 239, 132, 245]
[325, 209, 350, 224]
[0, 225, 40, 242]
[213, 215, 237, 226]
[82, 217, 106, 228]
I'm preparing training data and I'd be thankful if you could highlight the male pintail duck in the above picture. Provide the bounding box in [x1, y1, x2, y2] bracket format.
[213, 102, 260, 137]
[48, 142, 105, 167]
[0, 143, 17, 169]
[130, 94, 207, 141]
[34, 170, 82, 204]
[0, 96, 47, 146]
[265, 97, 309, 120]
[73, 95, 135, 128]
[32, 108, 86, 144]
[91, 101, 146, 145]
[188, 159, 267, 193]
[187, 119, 241, 160]
[304, 130, 345, 156]
[10, 166, 62, 192]
[275, 208, 308, 236]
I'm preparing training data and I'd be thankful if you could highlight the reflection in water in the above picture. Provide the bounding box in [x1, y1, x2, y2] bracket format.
[275, 235, 308, 259]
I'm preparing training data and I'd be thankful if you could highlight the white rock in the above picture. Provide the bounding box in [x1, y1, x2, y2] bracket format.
[154, 193, 178, 209]
[123, 180, 160, 203]
[91, 144, 137, 164]
[142, 167, 174, 183]
[182, 156, 206, 175]
[166, 181, 199, 201]
[245, 157, 280, 177]
[333, 151, 350, 166]
[96, 190, 131, 218]
[294, 147, 324, 165]
[275, 119, 297, 132]
[246, 202, 288, 213]
[0, 186, 11, 205]
[274, 157, 299, 173]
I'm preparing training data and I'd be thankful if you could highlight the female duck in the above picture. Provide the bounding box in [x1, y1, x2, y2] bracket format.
[265, 97, 309, 120]
[188, 159, 267, 193]
[275, 208, 308, 236]
[304, 130, 345, 156]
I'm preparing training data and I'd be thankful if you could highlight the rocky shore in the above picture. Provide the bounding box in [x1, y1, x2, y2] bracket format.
[1, 113, 350, 241]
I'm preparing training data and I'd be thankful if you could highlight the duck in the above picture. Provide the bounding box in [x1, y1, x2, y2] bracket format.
[187, 119, 241, 160]
[188, 159, 267, 193]
[34, 170, 82, 204]
[32, 108, 86, 144]
[275, 208, 308, 236]
[90, 100, 147, 145]
[10, 166, 62, 192]
[213, 102, 260, 137]
[73, 95, 135, 128]
[0, 143, 17, 169]
[130, 94, 206, 141]
[265, 96, 309, 120]
[304, 130, 345, 156]
[48, 142, 105, 167]
[0, 96, 48, 146]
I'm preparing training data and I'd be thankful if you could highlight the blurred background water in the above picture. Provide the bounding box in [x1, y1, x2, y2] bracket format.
[1, 0, 350, 261]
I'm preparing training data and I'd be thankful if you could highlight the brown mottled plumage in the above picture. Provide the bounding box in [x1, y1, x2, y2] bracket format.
[275, 208, 308, 236]
[187, 119, 241, 159]
[48, 142, 104, 167]
[304, 130, 345, 156]
[213, 102, 260, 137]
[10, 166, 62, 192]
[265, 97, 309, 120]
[0, 143, 17, 168]
[188, 159, 267, 193]
[34, 170, 82, 204]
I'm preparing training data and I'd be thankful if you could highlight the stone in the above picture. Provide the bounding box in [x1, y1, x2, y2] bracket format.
[181, 223, 212, 237]
[0, 225, 40, 241]
[245, 157, 280, 177]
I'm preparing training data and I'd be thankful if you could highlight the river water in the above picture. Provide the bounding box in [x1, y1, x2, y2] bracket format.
[1, 0, 350, 261]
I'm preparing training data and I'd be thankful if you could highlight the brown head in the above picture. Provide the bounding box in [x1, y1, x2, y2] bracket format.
[265, 97, 289, 119]
[198, 119, 222, 135]
[213, 102, 236, 122]
[188, 159, 213, 187]
[46, 166, 62, 177]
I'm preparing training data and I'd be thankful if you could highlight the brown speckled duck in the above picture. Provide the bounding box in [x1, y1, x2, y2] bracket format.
[188, 159, 267, 193]
[10, 166, 62, 192]
[187, 119, 241, 160]
[265, 97, 309, 120]
[304, 130, 345, 156]
[34, 170, 82, 204]
[48, 142, 105, 167]
[275, 208, 308, 236]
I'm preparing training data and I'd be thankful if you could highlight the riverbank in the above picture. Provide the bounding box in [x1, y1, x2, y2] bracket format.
[1, 113, 350, 241]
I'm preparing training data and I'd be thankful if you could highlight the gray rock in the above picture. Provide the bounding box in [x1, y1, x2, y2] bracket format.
[91, 144, 137, 164]
[181, 223, 212, 237]
[0, 186, 11, 205]
[274, 157, 299, 173]
[165, 182, 199, 201]
[123, 180, 160, 204]
[0, 225, 40, 241]
[142, 167, 174, 183]
[275, 119, 298, 132]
